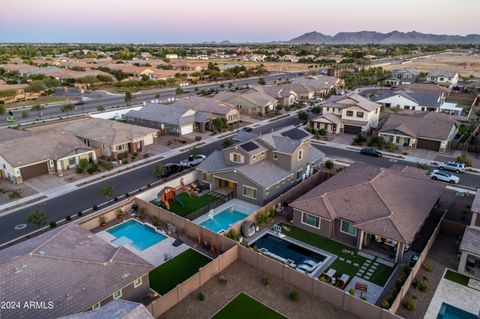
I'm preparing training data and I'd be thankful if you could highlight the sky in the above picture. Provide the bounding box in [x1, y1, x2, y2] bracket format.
[1, 0, 479, 43]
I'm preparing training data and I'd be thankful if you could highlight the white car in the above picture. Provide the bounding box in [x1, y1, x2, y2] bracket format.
[437, 161, 466, 173]
[429, 169, 460, 184]
[180, 154, 206, 167]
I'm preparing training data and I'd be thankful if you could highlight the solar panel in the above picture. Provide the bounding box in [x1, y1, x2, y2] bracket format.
[240, 141, 259, 152]
[281, 128, 309, 140]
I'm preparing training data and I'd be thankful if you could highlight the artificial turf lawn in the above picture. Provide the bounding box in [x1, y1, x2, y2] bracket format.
[157, 192, 218, 217]
[149, 248, 211, 295]
[278, 222, 395, 287]
[444, 269, 470, 286]
[212, 293, 287, 319]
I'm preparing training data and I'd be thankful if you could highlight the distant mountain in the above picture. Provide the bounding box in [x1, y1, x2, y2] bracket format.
[287, 31, 480, 44]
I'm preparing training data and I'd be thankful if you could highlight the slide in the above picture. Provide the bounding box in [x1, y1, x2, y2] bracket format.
[162, 199, 170, 210]
[180, 179, 192, 197]
[174, 195, 185, 207]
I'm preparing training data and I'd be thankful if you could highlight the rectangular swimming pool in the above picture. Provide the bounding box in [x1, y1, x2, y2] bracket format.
[251, 233, 329, 273]
[200, 208, 248, 233]
[107, 220, 167, 251]
[437, 303, 479, 319]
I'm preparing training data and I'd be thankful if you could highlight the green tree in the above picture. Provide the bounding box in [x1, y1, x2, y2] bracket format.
[175, 87, 184, 95]
[77, 158, 89, 174]
[298, 111, 309, 123]
[31, 104, 44, 114]
[257, 78, 266, 85]
[60, 103, 75, 115]
[99, 186, 115, 201]
[97, 105, 105, 112]
[222, 139, 233, 148]
[124, 91, 133, 105]
[0, 104, 5, 116]
[191, 147, 200, 159]
[26, 209, 49, 227]
[153, 164, 166, 178]
[213, 117, 227, 130]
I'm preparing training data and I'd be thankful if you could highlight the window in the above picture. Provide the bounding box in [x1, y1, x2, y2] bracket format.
[340, 220, 357, 237]
[298, 150, 304, 161]
[134, 277, 142, 288]
[68, 157, 76, 165]
[91, 303, 100, 310]
[346, 110, 354, 117]
[273, 152, 278, 160]
[404, 105, 410, 110]
[117, 144, 125, 151]
[231, 153, 243, 163]
[302, 212, 320, 228]
[112, 289, 122, 299]
[252, 155, 256, 160]
[356, 111, 364, 118]
[202, 173, 209, 182]
[243, 186, 257, 199]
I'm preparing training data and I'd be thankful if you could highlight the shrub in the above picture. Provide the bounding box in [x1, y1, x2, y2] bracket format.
[289, 291, 299, 301]
[114, 196, 119, 201]
[198, 292, 205, 301]
[457, 153, 472, 166]
[195, 136, 202, 141]
[348, 288, 355, 295]
[262, 276, 270, 286]
[360, 296, 367, 301]
[225, 229, 240, 241]
[403, 297, 416, 311]
[413, 278, 428, 293]
[99, 215, 107, 225]
[77, 211, 83, 217]
[380, 300, 390, 309]
[87, 164, 99, 174]
[353, 134, 367, 145]
[222, 139, 233, 148]
[116, 208, 125, 219]
[325, 160, 334, 169]
[93, 205, 98, 211]
[49, 221, 57, 228]
[256, 210, 270, 225]
[423, 262, 432, 272]
[386, 142, 398, 153]
[369, 136, 386, 149]
[318, 128, 327, 136]
[65, 215, 71, 221]
[219, 275, 228, 284]
[152, 216, 159, 226]
[125, 192, 130, 197]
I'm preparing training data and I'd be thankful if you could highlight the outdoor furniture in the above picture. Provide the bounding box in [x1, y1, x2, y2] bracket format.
[355, 282, 368, 297]
[336, 274, 350, 289]
[324, 268, 336, 282]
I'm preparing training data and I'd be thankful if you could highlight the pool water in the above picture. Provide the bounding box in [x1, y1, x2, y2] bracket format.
[437, 303, 479, 319]
[251, 233, 327, 266]
[107, 220, 167, 251]
[200, 209, 248, 233]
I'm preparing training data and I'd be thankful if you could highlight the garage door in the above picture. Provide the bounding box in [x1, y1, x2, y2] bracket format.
[180, 124, 193, 135]
[417, 138, 441, 151]
[20, 162, 49, 180]
[344, 125, 362, 134]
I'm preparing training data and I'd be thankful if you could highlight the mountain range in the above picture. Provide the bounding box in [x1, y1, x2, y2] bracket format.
[287, 31, 480, 44]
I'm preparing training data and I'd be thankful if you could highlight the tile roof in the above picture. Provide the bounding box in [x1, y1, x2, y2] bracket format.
[472, 190, 480, 213]
[325, 93, 380, 112]
[258, 126, 312, 154]
[380, 112, 456, 140]
[125, 104, 195, 126]
[59, 300, 154, 319]
[428, 70, 458, 78]
[0, 128, 33, 142]
[290, 163, 444, 244]
[311, 113, 343, 125]
[171, 96, 236, 116]
[0, 131, 93, 167]
[459, 226, 480, 256]
[0, 224, 153, 319]
[59, 118, 157, 146]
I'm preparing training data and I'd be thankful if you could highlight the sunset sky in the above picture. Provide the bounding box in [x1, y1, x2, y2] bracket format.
[1, 0, 479, 43]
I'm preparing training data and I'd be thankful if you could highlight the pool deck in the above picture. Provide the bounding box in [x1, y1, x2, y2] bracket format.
[192, 199, 260, 226]
[96, 220, 189, 267]
[424, 270, 480, 319]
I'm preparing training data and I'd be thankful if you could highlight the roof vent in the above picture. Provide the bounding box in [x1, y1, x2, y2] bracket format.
[121, 272, 130, 279]
[13, 264, 28, 274]
[38, 251, 45, 255]
[65, 294, 73, 301]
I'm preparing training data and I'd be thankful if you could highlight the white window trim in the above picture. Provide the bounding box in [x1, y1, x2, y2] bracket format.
[134, 277, 142, 288]
[242, 185, 257, 199]
[296, 169, 303, 181]
[340, 219, 357, 237]
[112, 289, 122, 300]
[92, 302, 101, 310]
[298, 149, 304, 161]
[231, 152, 244, 164]
[301, 211, 321, 229]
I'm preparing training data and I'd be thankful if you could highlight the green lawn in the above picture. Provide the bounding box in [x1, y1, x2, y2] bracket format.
[444, 269, 470, 286]
[213, 293, 287, 319]
[278, 222, 395, 287]
[166, 192, 219, 217]
[149, 249, 211, 295]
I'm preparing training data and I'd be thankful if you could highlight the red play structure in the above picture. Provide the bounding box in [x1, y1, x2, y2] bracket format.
[160, 186, 177, 210]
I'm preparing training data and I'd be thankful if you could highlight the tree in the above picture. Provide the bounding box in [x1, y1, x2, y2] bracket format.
[21, 111, 29, 118]
[9, 190, 22, 204]
[0, 104, 6, 116]
[298, 111, 309, 123]
[222, 139, 233, 148]
[153, 164, 166, 178]
[31, 104, 44, 113]
[191, 147, 200, 159]
[175, 87, 184, 95]
[257, 78, 266, 85]
[124, 91, 133, 105]
[60, 103, 75, 115]
[213, 117, 227, 130]
[96, 105, 105, 112]
[99, 186, 115, 201]
[26, 209, 49, 227]
[77, 158, 89, 174]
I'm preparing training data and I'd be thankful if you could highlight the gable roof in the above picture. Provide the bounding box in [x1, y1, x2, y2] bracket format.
[459, 226, 480, 256]
[0, 131, 93, 167]
[290, 163, 444, 244]
[258, 125, 312, 154]
[325, 93, 380, 112]
[311, 113, 342, 125]
[428, 70, 457, 78]
[0, 128, 33, 142]
[0, 223, 153, 319]
[171, 96, 236, 116]
[380, 112, 456, 140]
[371, 87, 445, 109]
[125, 104, 195, 126]
[59, 300, 154, 319]
[59, 118, 157, 146]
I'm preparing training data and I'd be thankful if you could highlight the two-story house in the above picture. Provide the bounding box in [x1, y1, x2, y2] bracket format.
[458, 190, 480, 279]
[196, 126, 324, 206]
[427, 70, 459, 87]
[310, 93, 381, 135]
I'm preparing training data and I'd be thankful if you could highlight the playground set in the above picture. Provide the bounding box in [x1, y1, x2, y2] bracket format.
[154, 178, 201, 210]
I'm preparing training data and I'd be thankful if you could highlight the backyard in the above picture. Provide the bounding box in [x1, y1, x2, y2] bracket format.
[149, 248, 212, 295]
[279, 222, 396, 287]
[212, 293, 287, 319]
[153, 192, 220, 217]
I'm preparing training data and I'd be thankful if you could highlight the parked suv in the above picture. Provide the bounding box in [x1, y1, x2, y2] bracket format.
[429, 169, 460, 184]
[180, 154, 206, 168]
[360, 148, 382, 157]
[161, 163, 184, 178]
[437, 161, 465, 173]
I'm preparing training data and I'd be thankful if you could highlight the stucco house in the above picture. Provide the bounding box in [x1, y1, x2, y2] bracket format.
[196, 126, 324, 206]
[0, 131, 95, 183]
[171, 96, 240, 125]
[289, 163, 444, 263]
[254, 85, 298, 107]
[214, 90, 278, 116]
[59, 118, 158, 158]
[458, 190, 480, 279]
[378, 112, 457, 152]
[311, 93, 381, 135]
[388, 69, 419, 85]
[427, 70, 459, 87]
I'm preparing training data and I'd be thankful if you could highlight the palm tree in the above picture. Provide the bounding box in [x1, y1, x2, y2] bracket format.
[191, 147, 200, 159]
[26, 209, 49, 227]
[153, 164, 166, 178]
[124, 91, 132, 105]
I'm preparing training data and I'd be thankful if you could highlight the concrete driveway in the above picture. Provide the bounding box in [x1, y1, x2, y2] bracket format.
[24, 174, 67, 193]
[330, 133, 356, 145]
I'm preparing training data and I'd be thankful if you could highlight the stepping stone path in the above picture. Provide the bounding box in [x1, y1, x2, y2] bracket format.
[339, 257, 345, 261]
[346, 260, 352, 264]
[373, 262, 379, 266]
[364, 276, 371, 280]
[353, 263, 359, 267]
[358, 269, 365, 274]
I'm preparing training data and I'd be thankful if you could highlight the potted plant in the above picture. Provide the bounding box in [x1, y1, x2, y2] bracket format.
[99, 215, 108, 228]
[116, 208, 125, 220]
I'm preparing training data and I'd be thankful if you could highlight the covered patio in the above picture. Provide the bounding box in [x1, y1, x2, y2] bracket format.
[458, 226, 480, 280]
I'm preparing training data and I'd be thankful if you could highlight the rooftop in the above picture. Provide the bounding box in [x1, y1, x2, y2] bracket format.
[0, 128, 33, 142]
[58, 300, 154, 319]
[459, 226, 480, 256]
[325, 93, 380, 112]
[125, 103, 195, 126]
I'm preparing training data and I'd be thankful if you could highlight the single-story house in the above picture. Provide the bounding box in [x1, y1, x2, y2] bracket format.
[59, 118, 158, 158]
[378, 112, 457, 152]
[171, 96, 240, 124]
[0, 223, 154, 319]
[214, 90, 278, 116]
[290, 163, 444, 262]
[0, 131, 95, 183]
[254, 85, 298, 107]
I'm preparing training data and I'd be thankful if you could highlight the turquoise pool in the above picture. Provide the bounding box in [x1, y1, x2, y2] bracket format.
[200, 208, 248, 233]
[437, 303, 479, 319]
[108, 220, 167, 251]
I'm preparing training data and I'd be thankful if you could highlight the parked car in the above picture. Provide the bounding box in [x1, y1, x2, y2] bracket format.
[437, 161, 466, 173]
[360, 148, 382, 157]
[242, 126, 253, 132]
[180, 154, 206, 167]
[161, 163, 184, 178]
[429, 169, 460, 184]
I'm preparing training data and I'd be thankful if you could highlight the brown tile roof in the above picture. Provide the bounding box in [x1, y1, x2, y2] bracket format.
[0, 128, 33, 142]
[325, 93, 380, 112]
[290, 163, 444, 244]
[460, 226, 480, 256]
[311, 113, 342, 125]
[472, 190, 480, 213]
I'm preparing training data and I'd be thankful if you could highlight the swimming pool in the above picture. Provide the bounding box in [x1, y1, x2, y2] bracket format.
[437, 303, 479, 319]
[251, 233, 329, 273]
[107, 220, 167, 251]
[200, 208, 248, 233]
